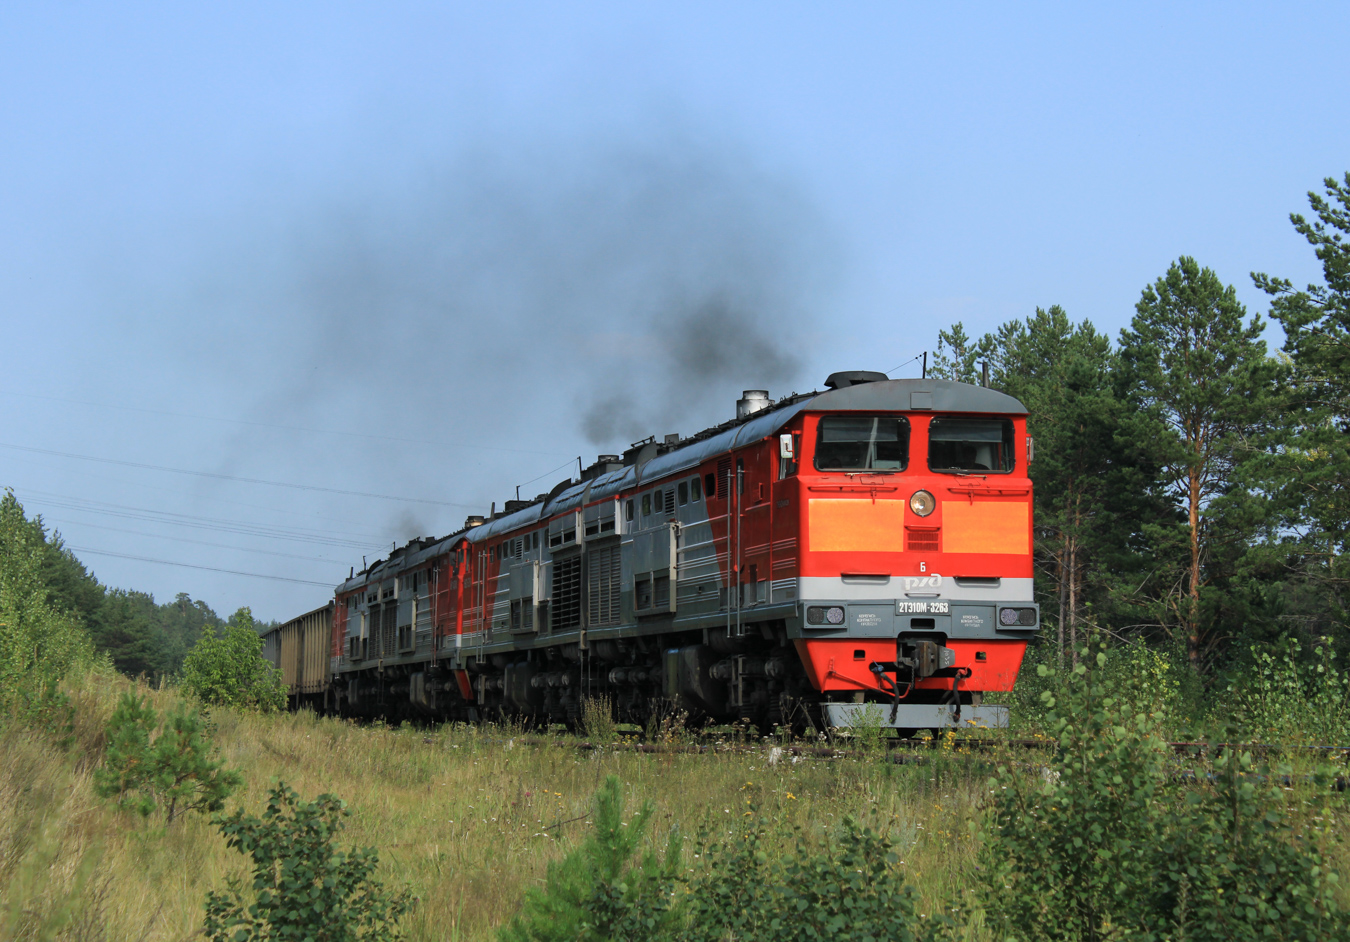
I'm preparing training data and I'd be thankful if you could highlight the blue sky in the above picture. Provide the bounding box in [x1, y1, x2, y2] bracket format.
[2, 2, 1346, 620]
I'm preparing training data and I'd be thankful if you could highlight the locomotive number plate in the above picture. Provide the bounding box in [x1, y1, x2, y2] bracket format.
[897, 601, 950, 614]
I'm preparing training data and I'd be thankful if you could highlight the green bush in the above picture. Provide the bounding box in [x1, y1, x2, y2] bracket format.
[204, 781, 411, 942]
[94, 690, 241, 823]
[977, 647, 1347, 941]
[499, 774, 953, 942]
[0, 490, 95, 726]
[683, 814, 954, 942]
[999, 635, 1193, 737]
[978, 649, 1174, 939]
[1144, 744, 1346, 941]
[1225, 636, 1350, 745]
[179, 607, 285, 711]
[499, 774, 682, 942]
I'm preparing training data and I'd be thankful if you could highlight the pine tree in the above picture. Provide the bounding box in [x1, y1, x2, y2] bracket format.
[94, 692, 160, 817]
[989, 308, 1147, 663]
[499, 775, 682, 942]
[1253, 172, 1350, 642]
[1118, 257, 1280, 672]
[94, 691, 241, 823]
[927, 322, 993, 384]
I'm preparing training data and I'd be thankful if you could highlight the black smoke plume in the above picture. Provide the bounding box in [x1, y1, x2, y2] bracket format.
[238, 129, 836, 446]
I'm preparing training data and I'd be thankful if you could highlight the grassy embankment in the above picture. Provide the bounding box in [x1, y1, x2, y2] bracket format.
[6, 675, 1006, 941]
[6, 670, 1349, 941]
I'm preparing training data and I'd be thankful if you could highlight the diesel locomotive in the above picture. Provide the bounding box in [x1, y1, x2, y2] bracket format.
[265, 371, 1039, 732]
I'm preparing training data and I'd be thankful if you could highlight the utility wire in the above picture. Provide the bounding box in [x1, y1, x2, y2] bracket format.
[0, 389, 567, 458]
[3, 448, 404, 529]
[49, 518, 345, 564]
[18, 488, 384, 549]
[67, 546, 338, 588]
[0, 441, 475, 508]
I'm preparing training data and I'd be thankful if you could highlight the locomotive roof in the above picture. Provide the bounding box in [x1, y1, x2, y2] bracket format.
[813, 377, 1025, 415]
[335, 377, 1026, 590]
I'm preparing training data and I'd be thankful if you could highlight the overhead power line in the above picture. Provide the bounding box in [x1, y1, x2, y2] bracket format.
[68, 546, 338, 588]
[0, 388, 566, 458]
[0, 441, 475, 508]
[52, 518, 345, 564]
[18, 488, 384, 550]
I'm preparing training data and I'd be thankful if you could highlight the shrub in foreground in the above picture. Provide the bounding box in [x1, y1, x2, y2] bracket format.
[979, 647, 1347, 941]
[500, 774, 953, 942]
[684, 813, 955, 942]
[1225, 635, 1350, 745]
[1144, 744, 1346, 940]
[94, 690, 241, 823]
[500, 774, 682, 942]
[0, 489, 96, 729]
[204, 781, 411, 942]
[179, 607, 285, 711]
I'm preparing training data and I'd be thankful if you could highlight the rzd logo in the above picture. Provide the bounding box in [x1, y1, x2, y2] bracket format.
[903, 574, 943, 592]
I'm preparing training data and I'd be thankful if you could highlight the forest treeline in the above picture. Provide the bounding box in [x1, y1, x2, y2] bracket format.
[930, 172, 1350, 678]
[5, 173, 1350, 691]
[4, 490, 277, 680]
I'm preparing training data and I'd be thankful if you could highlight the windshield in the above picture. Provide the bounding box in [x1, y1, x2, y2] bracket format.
[813, 415, 910, 471]
[928, 417, 1015, 472]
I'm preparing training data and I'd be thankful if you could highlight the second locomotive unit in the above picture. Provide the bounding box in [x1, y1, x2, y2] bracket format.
[274, 370, 1039, 732]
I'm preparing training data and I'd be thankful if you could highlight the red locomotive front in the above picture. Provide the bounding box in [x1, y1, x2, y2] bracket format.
[772, 374, 1037, 729]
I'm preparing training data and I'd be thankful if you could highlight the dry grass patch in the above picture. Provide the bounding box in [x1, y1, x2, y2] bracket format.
[7, 674, 1344, 941]
[0, 676, 994, 940]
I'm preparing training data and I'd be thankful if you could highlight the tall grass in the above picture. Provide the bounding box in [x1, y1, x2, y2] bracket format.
[4, 660, 1347, 941]
[1, 673, 1001, 941]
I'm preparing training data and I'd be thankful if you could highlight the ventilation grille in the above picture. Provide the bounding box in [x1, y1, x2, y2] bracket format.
[906, 529, 940, 553]
[552, 555, 583, 631]
[587, 545, 622, 627]
[381, 602, 397, 657]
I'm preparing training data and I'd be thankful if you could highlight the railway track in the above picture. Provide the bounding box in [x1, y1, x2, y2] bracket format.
[468, 730, 1350, 762]
[447, 730, 1350, 792]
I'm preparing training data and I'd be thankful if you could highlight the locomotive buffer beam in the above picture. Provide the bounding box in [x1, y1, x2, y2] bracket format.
[821, 639, 1008, 731]
[868, 639, 953, 723]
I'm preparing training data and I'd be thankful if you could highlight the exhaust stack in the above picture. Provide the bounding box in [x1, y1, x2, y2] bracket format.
[736, 389, 770, 419]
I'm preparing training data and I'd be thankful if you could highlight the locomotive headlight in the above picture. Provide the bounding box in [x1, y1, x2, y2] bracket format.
[909, 489, 936, 517]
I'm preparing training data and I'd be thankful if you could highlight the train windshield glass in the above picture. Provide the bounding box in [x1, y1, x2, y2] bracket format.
[813, 415, 910, 471]
[928, 417, 1015, 472]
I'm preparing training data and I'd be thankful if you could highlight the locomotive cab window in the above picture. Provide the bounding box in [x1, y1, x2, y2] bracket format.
[813, 415, 910, 471]
[928, 417, 1016, 473]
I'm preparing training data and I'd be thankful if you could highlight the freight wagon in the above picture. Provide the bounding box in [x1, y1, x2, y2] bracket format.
[261, 602, 333, 710]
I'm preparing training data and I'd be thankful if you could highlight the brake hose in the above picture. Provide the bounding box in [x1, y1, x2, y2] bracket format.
[947, 668, 971, 725]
